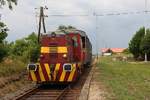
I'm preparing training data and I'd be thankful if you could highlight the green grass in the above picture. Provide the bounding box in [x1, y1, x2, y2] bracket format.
[0, 58, 26, 77]
[98, 56, 150, 100]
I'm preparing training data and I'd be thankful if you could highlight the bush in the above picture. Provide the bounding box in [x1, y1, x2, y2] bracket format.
[0, 44, 8, 61]
[30, 46, 40, 62]
[11, 32, 40, 63]
[123, 48, 130, 54]
[0, 57, 25, 77]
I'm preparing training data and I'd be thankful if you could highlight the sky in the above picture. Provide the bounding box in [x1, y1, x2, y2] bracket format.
[0, 0, 150, 54]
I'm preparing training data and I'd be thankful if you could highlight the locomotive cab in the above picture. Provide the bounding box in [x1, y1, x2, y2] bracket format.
[28, 32, 79, 83]
[27, 30, 92, 84]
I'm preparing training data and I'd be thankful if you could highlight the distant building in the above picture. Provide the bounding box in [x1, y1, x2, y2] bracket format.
[101, 48, 126, 56]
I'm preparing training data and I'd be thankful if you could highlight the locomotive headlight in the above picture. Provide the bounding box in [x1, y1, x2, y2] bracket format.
[40, 54, 44, 58]
[63, 64, 72, 72]
[63, 54, 67, 58]
[27, 64, 38, 71]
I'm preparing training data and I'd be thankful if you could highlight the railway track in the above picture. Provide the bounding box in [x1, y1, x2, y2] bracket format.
[15, 84, 75, 100]
[13, 66, 91, 100]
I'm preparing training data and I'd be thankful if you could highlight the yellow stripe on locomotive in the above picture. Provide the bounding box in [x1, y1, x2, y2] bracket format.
[41, 47, 67, 53]
[27, 63, 78, 82]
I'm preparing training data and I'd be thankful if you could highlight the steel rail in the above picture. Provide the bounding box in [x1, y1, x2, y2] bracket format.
[14, 86, 40, 100]
[13, 58, 95, 100]
[55, 85, 71, 100]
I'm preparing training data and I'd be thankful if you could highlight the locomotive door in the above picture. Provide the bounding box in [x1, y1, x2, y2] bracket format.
[81, 36, 86, 64]
[72, 36, 78, 62]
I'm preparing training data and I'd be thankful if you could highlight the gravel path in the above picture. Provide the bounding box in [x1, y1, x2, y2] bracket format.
[88, 69, 106, 100]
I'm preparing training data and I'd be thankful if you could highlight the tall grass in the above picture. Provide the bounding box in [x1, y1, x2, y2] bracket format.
[98, 56, 150, 100]
[0, 58, 26, 77]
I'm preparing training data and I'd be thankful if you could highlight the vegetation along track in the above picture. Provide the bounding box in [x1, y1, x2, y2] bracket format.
[13, 60, 95, 100]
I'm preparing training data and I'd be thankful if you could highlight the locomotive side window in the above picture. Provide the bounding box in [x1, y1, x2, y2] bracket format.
[72, 36, 78, 47]
[81, 36, 86, 48]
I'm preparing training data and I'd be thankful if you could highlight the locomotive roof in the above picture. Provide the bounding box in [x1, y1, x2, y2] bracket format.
[46, 29, 87, 37]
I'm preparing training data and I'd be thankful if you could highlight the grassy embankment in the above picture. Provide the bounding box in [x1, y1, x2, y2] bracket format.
[0, 58, 30, 97]
[0, 59, 25, 77]
[97, 56, 150, 100]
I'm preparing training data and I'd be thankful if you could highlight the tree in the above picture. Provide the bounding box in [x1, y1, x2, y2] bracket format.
[0, 22, 8, 61]
[25, 32, 39, 47]
[0, 0, 17, 9]
[25, 32, 40, 62]
[58, 25, 67, 31]
[12, 39, 28, 56]
[0, 43, 8, 61]
[129, 27, 145, 59]
[123, 48, 130, 54]
[140, 29, 150, 60]
[67, 25, 76, 29]
[0, 22, 8, 43]
[29, 46, 40, 62]
[106, 48, 113, 53]
[11, 32, 40, 62]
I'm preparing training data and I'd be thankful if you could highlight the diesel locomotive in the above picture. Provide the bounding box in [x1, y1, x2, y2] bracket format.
[27, 29, 92, 84]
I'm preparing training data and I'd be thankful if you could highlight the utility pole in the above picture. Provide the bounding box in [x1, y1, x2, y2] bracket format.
[35, 6, 48, 43]
[93, 12, 99, 59]
[0, 13, 1, 20]
[144, 0, 148, 62]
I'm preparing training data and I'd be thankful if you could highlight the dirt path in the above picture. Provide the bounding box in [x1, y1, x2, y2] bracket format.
[79, 59, 107, 100]
[88, 67, 106, 100]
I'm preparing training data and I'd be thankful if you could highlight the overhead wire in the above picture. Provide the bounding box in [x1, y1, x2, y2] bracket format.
[43, 10, 150, 17]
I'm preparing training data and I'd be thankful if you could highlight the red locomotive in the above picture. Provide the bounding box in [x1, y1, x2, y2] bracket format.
[27, 29, 92, 83]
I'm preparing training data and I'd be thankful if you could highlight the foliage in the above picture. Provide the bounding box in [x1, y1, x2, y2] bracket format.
[0, 57, 25, 77]
[129, 27, 145, 59]
[11, 32, 40, 62]
[0, 0, 17, 9]
[140, 29, 150, 60]
[0, 22, 8, 61]
[67, 25, 76, 29]
[12, 39, 28, 56]
[29, 46, 40, 62]
[0, 43, 8, 61]
[106, 48, 113, 53]
[25, 33, 40, 62]
[0, 22, 8, 43]
[123, 48, 131, 54]
[58, 25, 76, 31]
[98, 56, 150, 100]
[58, 25, 67, 30]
